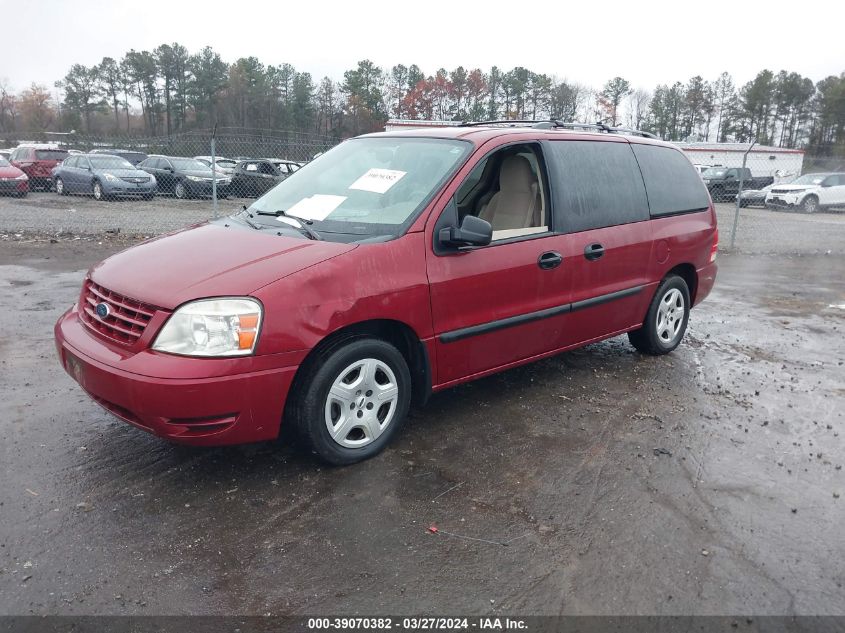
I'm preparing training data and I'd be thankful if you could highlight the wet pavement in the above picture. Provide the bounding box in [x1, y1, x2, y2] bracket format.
[0, 239, 843, 616]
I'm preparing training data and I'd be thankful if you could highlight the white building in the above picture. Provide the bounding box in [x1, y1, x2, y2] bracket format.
[675, 142, 805, 179]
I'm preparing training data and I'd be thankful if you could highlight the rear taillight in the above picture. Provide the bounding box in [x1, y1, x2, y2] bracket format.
[710, 229, 719, 263]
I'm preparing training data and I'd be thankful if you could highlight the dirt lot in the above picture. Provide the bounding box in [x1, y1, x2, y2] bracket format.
[1, 192, 845, 255]
[0, 236, 843, 617]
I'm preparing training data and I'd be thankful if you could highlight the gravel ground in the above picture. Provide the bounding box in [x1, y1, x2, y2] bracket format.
[1, 192, 844, 255]
[0, 240, 843, 616]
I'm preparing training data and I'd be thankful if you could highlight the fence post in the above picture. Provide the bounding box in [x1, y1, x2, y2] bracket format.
[211, 124, 218, 219]
[729, 140, 755, 250]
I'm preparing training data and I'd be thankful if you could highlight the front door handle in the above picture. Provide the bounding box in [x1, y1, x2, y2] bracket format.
[538, 251, 563, 270]
[584, 243, 605, 261]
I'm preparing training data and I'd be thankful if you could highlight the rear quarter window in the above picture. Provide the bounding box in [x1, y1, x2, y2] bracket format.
[35, 150, 69, 161]
[546, 140, 649, 233]
[632, 144, 711, 216]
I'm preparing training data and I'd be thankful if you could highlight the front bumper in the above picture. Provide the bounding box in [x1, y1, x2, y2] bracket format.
[766, 193, 803, 208]
[185, 180, 231, 196]
[102, 179, 157, 197]
[54, 306, 300, 446]
[0, 178, 27, 194]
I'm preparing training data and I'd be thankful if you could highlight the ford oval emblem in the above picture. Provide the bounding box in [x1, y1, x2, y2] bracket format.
[96, 302, 111, 318]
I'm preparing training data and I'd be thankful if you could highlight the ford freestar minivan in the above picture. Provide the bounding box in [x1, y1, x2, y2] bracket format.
[55, 122, 718, 464]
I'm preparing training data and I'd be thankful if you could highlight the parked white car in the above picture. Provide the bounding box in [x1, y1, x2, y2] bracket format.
[193, 156, 238, 175]
[765, 173, 845, 213]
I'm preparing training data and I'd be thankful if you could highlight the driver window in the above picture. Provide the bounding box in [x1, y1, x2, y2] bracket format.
[454, 144, 549, 241]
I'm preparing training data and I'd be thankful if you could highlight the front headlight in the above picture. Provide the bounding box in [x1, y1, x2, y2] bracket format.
[103, 173, 118, 181]
[187, 175, 203, 182]
[15, 173, 28, 180]
[152, 298, 262, 357]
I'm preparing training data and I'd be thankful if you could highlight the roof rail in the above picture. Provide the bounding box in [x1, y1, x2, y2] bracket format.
[460, 119, 658, 139]
[459, 120, 546, 128]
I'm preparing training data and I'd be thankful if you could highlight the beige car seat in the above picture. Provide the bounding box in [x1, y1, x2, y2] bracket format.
[478, 155, 541, 230]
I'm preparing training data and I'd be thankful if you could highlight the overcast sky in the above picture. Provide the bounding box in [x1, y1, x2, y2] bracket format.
[2, 0, 843, 93]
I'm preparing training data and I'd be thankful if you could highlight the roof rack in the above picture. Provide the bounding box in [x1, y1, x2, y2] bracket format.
[460, 119, 658, 139]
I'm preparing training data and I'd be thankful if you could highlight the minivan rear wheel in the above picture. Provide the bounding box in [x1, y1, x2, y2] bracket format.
[628, 275, 690, 355]
[288, 337, 411, 465]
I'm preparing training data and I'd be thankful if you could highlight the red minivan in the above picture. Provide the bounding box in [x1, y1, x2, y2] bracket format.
[55, 123, 718, 464]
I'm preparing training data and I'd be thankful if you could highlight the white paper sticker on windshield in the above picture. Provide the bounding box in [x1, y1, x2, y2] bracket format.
[284, 194, 347, 221]
[349, 168, 406, 194]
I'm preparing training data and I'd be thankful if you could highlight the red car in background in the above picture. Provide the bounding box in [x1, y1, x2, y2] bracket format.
[55, 122, 718, 465]
[0, 156, 29, 196]
[9, 144, 69, 190]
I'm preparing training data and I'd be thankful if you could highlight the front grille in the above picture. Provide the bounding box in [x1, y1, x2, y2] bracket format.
[770, 188, 792, 194]
[120, 176, 150, 184]
[80, 280, 156, 345]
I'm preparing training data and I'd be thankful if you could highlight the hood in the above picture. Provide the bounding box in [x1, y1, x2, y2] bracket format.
[181, 169, 221, 179]
[94, 168, 150, 178]
[771, 183, 819, 191]
[0, 164, 24, 178]
[89, 223, 356, 309]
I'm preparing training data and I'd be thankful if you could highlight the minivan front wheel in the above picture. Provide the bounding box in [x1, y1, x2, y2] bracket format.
[289, 338, 411, 465]
[92, 181, 105, 201]
[628, 276, 690, 355]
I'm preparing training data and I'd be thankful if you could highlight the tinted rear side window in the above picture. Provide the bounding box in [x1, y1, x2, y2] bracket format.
[35, 150, 69, 161]
[632, 144, 710, 216]
[546, 140, 649, 233]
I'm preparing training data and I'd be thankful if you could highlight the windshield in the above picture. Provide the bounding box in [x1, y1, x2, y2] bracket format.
[170, 158, 208, 171]
[89, 156, 134, 170]
[248, 138, 470, 233]
[791, 174, 827, 185]
[35, 150, 69, 161]
[217, 159, 237, 167]
[702, 168, 726, 178]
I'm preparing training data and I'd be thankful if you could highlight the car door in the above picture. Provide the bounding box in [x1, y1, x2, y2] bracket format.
[60, 156, 79, 190]
[545, 139, 654, 347]
[426, 140, 572, 386]
[819, 175, 845, 206]
[76, 156, 95, 193]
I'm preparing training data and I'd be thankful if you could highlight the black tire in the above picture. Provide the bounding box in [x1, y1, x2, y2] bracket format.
[801, 195, 819, 213]
[628, 275, 691, 356]
[55, 177, 66, 196]
[287, 337, 411, 465]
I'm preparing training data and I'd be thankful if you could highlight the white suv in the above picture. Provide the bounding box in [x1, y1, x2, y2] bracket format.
[766, 172, 845, 213]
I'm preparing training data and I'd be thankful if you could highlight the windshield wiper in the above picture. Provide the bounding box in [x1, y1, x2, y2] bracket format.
[235, 206, 263, 230]
[253, 209, 321, 240]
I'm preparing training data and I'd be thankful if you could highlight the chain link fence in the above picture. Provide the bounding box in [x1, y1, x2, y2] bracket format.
[682, 143, 845, 255]
[1, 129, 844, 255]
[0, 128, 338, 236]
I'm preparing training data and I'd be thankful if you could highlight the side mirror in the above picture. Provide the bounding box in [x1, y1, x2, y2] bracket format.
[438, 214, 492, 248]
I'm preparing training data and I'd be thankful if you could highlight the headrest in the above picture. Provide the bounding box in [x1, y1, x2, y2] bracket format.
[499, 155, 535, 193]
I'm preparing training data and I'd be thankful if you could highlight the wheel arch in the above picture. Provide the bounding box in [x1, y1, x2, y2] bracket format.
[665, 263, 698, 304]
[289, 318, 432, 409]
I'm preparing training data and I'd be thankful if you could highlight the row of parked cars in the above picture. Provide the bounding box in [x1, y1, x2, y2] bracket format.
[0, 143, 303, 200]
